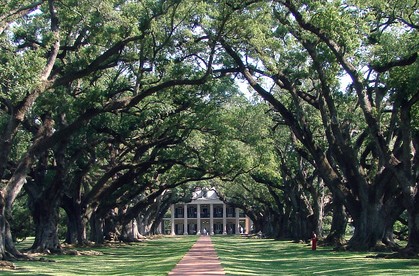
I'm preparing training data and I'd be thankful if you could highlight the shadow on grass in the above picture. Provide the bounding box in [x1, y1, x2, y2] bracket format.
[6, 236, 198, 276]
[212, 236, 419, 276]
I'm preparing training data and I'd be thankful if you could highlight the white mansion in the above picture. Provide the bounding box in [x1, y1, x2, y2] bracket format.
[165, 188, 251, 235]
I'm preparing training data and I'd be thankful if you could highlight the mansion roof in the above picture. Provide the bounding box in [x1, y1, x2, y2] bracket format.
[190, 188, 223, 203]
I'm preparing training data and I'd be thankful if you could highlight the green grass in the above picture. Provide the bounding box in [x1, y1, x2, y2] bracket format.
[4, 236, 197, 276]
[4, 236, 419, 275]
[212, 236, 419, 276]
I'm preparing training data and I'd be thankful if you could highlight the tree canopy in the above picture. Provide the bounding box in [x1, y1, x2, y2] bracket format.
[0, 0, 418, 260]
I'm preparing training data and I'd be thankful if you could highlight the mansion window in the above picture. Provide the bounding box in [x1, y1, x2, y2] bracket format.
[226, 207, 235, 217]
[175, 207, 184, 218]
[213, 206, 223, 218]
[201, 206, 210, 218]
[187, 206, 197, 218]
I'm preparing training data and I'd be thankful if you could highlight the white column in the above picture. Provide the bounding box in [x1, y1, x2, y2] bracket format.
[235, 208, 240, 235]
[183, 204, 188, 235]
[210, 203, 214, 235]
[170, 205, 175, 235]
[197, 204, 201, 235]
[222, 204, 227, 235]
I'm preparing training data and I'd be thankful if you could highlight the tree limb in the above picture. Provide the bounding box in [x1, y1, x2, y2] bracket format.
[371, 53, 418, 73]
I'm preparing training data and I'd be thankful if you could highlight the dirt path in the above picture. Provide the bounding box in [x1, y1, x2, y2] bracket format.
[168, 235, 225, 275]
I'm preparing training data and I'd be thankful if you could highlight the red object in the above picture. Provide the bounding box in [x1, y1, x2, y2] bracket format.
[311, 233, 317, 250]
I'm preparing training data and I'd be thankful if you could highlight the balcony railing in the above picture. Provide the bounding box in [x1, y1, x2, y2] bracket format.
[173, 205, 244, 219]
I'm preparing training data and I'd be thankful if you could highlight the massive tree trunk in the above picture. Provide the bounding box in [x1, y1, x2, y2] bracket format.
[137, 206, 154, 236]
[62, 197, 86, 245]
[103, 209, 119, 241]
[148, 218, 164, 235]
[0, 192, 6, 259]
[247, 212, 263, 234]
[274, 213, 289, 239]
[89, 212, 105, 244]
[348, 194, 403, 250]
[64, 211, 78, 245]
[406, 197, 419, 252]
[120, 219, 143, 242]
[140, 195, 172, 235]
[0, 114, 58, 258]
[1, 178, 28, 260]
[285, 184, 314, 241]
[1, 157, 37, 259]
[27, 125, 68, 253]
[308, 178, 325, 238]
[400, 105, 419, 253]
[149, 216, 162, 235]
[324, 198, 347, 246]
[0, 1, 60, 258]
[348, 203, 386, 250]
[268, 182, 292, 239]
[382, 196, 405, 249]
[30, 202, 61, 253]
[61, 155, 92, 245]
[382, 223, 397, 248]
[289, 209, 312, 241]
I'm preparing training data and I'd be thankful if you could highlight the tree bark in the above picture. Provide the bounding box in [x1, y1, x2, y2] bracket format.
[30, 207, 61, 253]
[62, 198, 86, 245]
[406, 198, 419, 252]
[308, 178, 325, 238]
[120, 219, 143, 242]
[324, 198, 347, 247]
[348, 202, 386, 250]
[89, 212, 105, 244]
[103, 210, 119, 242]
[64, 212, 78, 245]
[285, 183, 314, 241]
[0, 192, 6, 260]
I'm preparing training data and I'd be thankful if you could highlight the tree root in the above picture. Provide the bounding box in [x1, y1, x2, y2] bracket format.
[368, 247, 419, 259]
[0, 252, 55, 271]
[62, 249, 103, 256]
[0, 260, 16, 270]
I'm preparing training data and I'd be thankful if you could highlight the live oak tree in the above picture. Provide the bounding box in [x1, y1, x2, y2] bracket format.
[281, 0, 418, 251]
[216, 0, 418, 250]
[209, 96, 286, 238]
[214, 98, 329, 241]
[80, 82, 242, 245]
[0, 0, 231, 257]
[1, 0, 417, 261]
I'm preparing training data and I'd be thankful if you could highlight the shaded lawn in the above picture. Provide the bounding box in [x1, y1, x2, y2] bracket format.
[4, 236, 197, 276]
[212, 236, 419, 276]
[6, 236, 419, 275]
